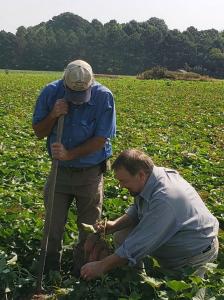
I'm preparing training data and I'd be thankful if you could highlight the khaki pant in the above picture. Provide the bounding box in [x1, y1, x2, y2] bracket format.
[42, 164, 103, 271]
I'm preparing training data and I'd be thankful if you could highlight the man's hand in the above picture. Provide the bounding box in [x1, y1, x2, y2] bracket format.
[80, 261, 105, 281]
[50, 99, 68, 119]
[95, 214, 136, 235]
[81, 254, 128, 281]
[32, 99, 68, 139]
[95, 220, 116, 234]
[51, 143, 71, 160]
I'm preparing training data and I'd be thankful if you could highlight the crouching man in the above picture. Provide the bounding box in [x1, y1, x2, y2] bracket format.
[81, 149, 219, 299]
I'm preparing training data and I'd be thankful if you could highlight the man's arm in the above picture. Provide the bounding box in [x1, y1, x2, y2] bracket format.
[80, 253, 128, 281]
[50, 136, 107, 160]
[32, 99, 68, 139]
[103, 213, 137, 234]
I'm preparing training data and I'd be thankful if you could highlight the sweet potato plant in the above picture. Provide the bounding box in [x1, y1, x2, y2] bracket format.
[0, 71, 223, 299]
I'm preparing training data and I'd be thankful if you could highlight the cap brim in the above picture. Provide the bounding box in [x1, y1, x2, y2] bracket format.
[64, 86, 91, 104]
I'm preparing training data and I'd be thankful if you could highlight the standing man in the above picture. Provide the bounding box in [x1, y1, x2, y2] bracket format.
[32, 59, 116, 275]
[81, 149, 219, 298]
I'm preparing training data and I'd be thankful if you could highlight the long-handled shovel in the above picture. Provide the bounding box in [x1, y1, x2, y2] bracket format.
[36, 115, 65, 293]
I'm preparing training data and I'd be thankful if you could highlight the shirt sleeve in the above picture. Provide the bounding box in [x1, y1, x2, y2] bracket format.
[94, 92, 116, 139]
[32, 85, 54, 124]
[115, 199, 179, 265]
[125, 204, 139, 223]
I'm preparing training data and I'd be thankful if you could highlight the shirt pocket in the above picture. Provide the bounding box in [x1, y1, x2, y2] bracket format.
[72, 119, 96, 142]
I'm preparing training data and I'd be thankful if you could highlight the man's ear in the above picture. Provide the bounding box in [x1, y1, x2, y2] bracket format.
[138, 169, 147, 181]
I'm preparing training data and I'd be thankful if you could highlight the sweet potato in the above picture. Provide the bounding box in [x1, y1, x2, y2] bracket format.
[88, 239, 109, 262]
[84, 233, 100, 254]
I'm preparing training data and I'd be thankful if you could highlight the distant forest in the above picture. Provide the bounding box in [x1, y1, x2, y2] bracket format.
[1, 12, 224, 77]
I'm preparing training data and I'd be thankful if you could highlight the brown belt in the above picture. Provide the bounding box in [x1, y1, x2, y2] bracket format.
[73, 165, 99, 172]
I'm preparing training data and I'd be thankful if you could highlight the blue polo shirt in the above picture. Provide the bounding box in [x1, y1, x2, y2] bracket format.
[32, 79, 116, 167]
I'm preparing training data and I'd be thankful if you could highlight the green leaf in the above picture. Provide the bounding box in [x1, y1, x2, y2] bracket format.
[140, 273, 163, 288]
[166, 280, 191, 292]
[81, 223, 96, 233]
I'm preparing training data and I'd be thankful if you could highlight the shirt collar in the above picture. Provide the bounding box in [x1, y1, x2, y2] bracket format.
[87, 81, 99, 106]
[139, 166, 160, 201]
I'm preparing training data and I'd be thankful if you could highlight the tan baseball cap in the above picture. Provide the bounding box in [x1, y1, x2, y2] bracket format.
[63, 60, 93, 104]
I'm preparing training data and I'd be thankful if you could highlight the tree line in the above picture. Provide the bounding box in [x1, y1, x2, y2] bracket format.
[0, 12, 224, 77]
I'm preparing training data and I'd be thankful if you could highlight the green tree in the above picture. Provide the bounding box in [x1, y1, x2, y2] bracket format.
[0, 31, 17, 69]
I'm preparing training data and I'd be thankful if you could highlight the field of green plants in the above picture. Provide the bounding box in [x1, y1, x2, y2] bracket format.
[0, 71, 223, 299]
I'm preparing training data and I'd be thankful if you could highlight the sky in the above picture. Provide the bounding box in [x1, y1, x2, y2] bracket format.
[0, 0, 224, 34]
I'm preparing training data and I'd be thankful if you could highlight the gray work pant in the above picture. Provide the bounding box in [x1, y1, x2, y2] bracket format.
[42, 164, 103, 270]
[114, 227, 219, 300]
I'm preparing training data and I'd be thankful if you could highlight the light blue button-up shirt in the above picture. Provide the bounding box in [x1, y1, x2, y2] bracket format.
[33, 80, 116, 167]
[115, 166, 219, 268]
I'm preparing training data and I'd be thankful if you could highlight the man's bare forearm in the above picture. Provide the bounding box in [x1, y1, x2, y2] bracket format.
[51, 136, 107, 161]
[102, 253, 128, 273]
[32, 112, 57, 139]
[66, 136, 106, 160]
[33, 99, 68, 139]
[106, 214, 136, 234]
